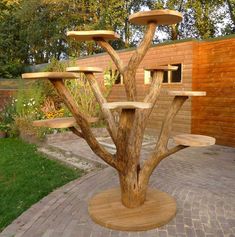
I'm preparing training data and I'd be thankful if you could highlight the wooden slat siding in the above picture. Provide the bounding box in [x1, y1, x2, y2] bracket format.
[192, 38, 235, 147]
[76, 41, 194, 135]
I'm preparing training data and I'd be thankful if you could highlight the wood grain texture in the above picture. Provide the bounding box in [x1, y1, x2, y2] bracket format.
[66, 66, 103, 73]
[140, 96, 189, 185]
[32, 117, 98, 128]
[173, 134, 216, 147]
[85, 73, 118, 144]
[192, 37, 235, 147]
[22, 72, 79, 80]
[96, 39, 125, 74]
[129, 9, 183, 25]
[75, 41, 195, 135]
[88, 188, 176, 231]
[124, 22, 157, 100]
[67, 30, 120, 41]
[33, 117, 76, 128]
[144, 65, 178, 71]
[168, 91, 206, 96]
[49, 79, 121, 171]
[103, 101, 152, 110]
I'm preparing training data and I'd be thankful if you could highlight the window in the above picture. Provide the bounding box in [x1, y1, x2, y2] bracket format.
[144, 63, 183, 84]
[104, 69, 123, 86]
[165, 64, 182, 83]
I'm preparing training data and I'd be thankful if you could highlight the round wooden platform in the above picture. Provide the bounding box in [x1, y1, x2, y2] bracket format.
[66, 66, 103, 73]
[88, 188, 177, 231]
[33, 117, 76, 128]
[67, 30, 120, 41]
[22, 72, 79, 80]
[168, 91, 206, 96]
[129, 10, 182, 25]
[173, 134, 216, 147]
[103, 102, 152, 110]
[145, 65, 178, 71]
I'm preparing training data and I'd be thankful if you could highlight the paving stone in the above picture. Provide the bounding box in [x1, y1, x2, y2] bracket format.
[195, 229, 205, 237]
[158, 230, 168, 237]
[185, 227, 196, 237]
[184, 218, 193, 227]
[168, 226, 176, 236]
[0, 139, 234, 237]
[176, 224, 185, 234]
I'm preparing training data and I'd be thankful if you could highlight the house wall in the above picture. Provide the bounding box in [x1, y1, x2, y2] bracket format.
[76, 40, 195, 135]
[192, 36, 235, 147]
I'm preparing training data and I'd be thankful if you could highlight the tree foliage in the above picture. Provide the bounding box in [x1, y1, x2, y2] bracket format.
[153, 0, 227, 40]
[0, 0, 234, 78]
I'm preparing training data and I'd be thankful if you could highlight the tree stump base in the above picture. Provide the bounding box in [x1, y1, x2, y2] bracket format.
[88, 188, 176, 231]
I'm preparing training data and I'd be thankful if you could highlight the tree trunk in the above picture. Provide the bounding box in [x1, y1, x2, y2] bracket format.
[118, 167, 148, 208]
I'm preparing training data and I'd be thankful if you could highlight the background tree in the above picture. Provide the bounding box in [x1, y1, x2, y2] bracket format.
[224, 0, 235, 34]
[0, 0, 25, 78]
[0, 0, 234, 78]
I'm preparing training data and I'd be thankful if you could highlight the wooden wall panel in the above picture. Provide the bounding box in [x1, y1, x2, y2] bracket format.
[76, 37, 235, 147]
[77, 41, 194, 136]
[192, 37, 235, 147]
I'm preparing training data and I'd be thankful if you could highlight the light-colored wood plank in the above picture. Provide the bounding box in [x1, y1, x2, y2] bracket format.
[33, 117, 98, 128]
[144, 65, 178, 71]
[168, 91, 206, 96]
[66, 66, 103, 73]
[173, 134, 215, 147]
[67, 30, 120, 41]
[103, 102, 152, 110]
[129, 10, 182, 25]
[22, 72, 79, 80]
[88, 188, 176, 231]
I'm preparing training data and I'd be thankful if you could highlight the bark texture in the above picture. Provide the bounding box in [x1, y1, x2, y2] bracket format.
[47, 21, 190, 208]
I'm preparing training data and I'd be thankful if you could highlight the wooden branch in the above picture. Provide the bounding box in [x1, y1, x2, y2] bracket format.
[124, 22, 157, 100]
[156, 96, 189, 151]
[95, 38, 124, 74]
[144, 71, 164, 103]
[125, 71, 164, 163]
[69, 127, 84, 138]
[128, 23, 157, 70]
[116, 109, 136, 168]
[49, 79, 121, 171]
[139, 95, 188, 183]
[85, 73, 118, 143]
[139, 145, 187, 186]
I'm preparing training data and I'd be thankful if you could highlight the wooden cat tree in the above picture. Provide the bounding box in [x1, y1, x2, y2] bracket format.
[22, 10, 215, 231]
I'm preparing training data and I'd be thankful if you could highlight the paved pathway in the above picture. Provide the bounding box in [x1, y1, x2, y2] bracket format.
[1, 136, 235, 237]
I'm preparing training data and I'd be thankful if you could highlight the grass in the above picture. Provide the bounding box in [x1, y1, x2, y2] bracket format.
[0, 138, 83, 231]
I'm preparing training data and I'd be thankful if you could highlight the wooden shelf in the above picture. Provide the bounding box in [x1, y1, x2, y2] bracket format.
[173, 134, 216, 147]
[67, 30, 120, 41]
[168, 91, 206, 96]
[66, 66, 103, 73]
[33, 117, 76, 128]
[103, 102, 152, 110]
[129, 10, 182, 25]
[145, 65, 178, 71]
[22, 72, 79, 80]
[33, 117, 98, 128]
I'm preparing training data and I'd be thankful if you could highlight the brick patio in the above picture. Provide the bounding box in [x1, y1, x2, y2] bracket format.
[1, 135, 235, 237]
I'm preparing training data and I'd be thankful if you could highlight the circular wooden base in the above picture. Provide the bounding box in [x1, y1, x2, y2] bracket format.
[88, 188, 176, 231]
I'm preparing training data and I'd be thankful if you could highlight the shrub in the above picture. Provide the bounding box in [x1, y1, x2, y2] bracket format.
[0, 58, 119, 139]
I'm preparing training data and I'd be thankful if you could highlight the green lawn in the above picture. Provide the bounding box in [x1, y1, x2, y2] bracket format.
[0, 138, 83, 231]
